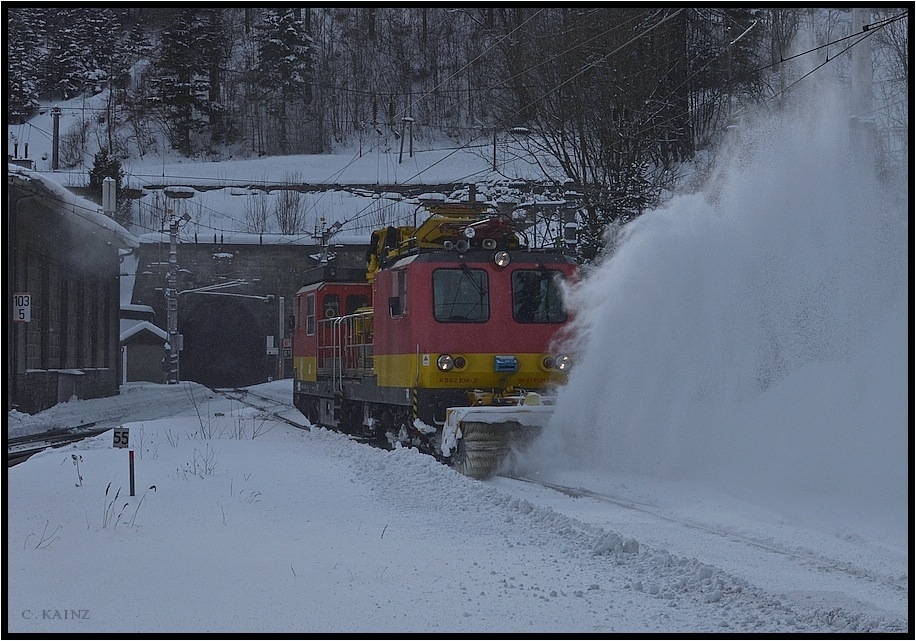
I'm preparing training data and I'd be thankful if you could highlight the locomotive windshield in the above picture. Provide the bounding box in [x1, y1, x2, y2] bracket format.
[512, 269, 567, 323]
[433, 268, 489, 322]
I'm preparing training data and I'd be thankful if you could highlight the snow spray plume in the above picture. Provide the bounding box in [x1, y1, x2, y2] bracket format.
[529, 78, 908, 538]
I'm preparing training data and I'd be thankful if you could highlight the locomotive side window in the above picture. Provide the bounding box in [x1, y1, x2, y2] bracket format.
[389, 269, 407, 317]
[433, 268, 489, 322]
[306, 293, 316, 335]
[512, 270, 566, 323]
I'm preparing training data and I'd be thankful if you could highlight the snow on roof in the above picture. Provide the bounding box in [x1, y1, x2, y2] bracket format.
[8, 164, 139, 249]
[120, 320, 168, 343]
[136, 231, 371, 245]
[415, 192, 447, 202]
[122, 303, 155, 314]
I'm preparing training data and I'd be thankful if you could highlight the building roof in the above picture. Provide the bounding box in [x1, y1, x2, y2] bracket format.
[122, 303, 155, 317]
[8, 164, 139, 249]
[120, 320, 168, 343]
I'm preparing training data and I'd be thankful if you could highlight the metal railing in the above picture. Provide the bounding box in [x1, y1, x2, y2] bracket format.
[317, 311, 374, 391]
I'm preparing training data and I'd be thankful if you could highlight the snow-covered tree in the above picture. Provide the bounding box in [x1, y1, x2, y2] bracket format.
[252, 8, 314, 154]
[88, 148, 130, 226]
[151, 8, 232, 155]
[6, 8, 44, 121]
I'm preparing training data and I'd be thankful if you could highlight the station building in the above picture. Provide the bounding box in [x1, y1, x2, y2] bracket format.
[8, 164, 138, 414]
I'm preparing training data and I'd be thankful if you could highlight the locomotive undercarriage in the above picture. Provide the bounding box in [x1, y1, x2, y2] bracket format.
[293, 378, 537, 478]
[293, 377, 448, 457]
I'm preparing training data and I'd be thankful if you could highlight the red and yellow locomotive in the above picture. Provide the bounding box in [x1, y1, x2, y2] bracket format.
[292, 199, 576, 478]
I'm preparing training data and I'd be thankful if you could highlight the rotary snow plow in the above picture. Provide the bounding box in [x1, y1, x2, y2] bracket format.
[440, 392, 555, 479]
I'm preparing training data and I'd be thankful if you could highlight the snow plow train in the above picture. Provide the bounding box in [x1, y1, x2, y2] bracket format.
[291, 198, 575, 479]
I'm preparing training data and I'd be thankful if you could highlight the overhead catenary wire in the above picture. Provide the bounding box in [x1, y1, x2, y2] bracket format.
[24, 7, 671, 243]
[23, 9, 907, 245]
[248, 8, 656, 243]
[144, 7, 900, 239]
[120, 8, 554, 248]
[315, 9, 670, 237]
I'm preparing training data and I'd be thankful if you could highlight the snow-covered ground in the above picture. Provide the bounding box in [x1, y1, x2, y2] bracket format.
[5, 379, 909, 634]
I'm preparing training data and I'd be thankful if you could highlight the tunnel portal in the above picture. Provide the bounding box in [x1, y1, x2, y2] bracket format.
[179, 297, 269, 388]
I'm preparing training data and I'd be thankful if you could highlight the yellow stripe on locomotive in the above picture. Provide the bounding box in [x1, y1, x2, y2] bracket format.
[373, 352, 569, 390]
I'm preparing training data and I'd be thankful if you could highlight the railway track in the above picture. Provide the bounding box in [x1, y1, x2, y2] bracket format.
[501, 474, 907, 594]
[7, 387, 306, 468]
[213, 387, 311, 430]
[215, 387, 388, 449]
[7, 423, 112, 467]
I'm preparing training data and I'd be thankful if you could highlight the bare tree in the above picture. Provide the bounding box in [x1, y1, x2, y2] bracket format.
[274, 174, 306, 234]
[872, 8, 909, 172]
[486, 8, 691, 261]
[244, 192, 271, 233]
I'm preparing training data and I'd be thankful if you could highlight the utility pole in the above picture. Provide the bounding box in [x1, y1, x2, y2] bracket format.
[492, 129, 497, 172]
[166, 211, 180, 384]
[399, 116, 414, 164]
[851, 8, 874, 119]
[278, 296, 285, 380]
[51, 107, 61, 170]
[408, 116, 414, 158]
[850, 7, 875, 163]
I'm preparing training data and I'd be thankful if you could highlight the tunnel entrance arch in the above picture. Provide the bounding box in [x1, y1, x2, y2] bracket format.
[179, 296, 269, 388]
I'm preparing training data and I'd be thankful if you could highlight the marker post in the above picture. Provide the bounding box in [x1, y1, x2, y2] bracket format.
[113, 427, 134, 495]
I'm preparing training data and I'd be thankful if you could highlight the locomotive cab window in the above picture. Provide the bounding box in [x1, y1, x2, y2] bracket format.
[323, 294, 340, 318]
[512, 269, 566, 323]
[433, 268, 489, 322]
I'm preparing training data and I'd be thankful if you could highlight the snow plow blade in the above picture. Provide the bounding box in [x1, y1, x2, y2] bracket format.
[441, 402, 554, 480]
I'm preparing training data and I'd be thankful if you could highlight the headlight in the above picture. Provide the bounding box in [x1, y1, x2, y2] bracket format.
[542, 356, 555, 369]
[453, 356, 467, 369]
[555, 354, 572, 372]
[494, 251, 511, 267]
[437, 354, 455, 371]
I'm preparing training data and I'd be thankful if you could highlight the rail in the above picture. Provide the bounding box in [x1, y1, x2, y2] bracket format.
[316, 311, 374, 391]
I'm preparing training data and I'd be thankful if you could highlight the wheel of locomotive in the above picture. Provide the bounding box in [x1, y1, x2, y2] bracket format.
[338, 399, 364, 435]
[363, 403, 390, 447]
[449, 421, 512, 480]
[380, 405, 411, 449]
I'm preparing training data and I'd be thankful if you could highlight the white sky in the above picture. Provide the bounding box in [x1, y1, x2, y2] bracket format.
[6, 56, 910, 634]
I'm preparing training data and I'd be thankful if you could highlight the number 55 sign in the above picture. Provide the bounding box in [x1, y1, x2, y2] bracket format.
[113, 427, 130, 448]
[13, 292, 31, 323]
